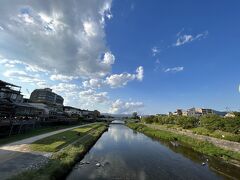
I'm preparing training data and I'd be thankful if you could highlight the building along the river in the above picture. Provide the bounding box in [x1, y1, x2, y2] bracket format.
[0, 80, 23, 117]
[30, 88, 63, 106]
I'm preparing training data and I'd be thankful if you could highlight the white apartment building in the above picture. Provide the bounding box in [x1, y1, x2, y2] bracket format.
[187, 108, 213, 117]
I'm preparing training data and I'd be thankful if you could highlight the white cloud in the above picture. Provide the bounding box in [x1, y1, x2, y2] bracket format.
[82, 78, 104, 89]
[0, 0, 114, 78]
[151, 46, 160, 56]
[25, 64, 49, 73]
[83, 66, 144, 89]
[51, 83, 79, 94]
[0, 1, 146, 113]
[174, 31, 208, 47]
[0, 58, 23, 66]
[3, 70, 46, 86]
[79, 89, 109, 103]
[136, 66, 144, 81]
[99, 1, 113, 23]
[105, 73, 135, 88]
[0, 56, 49, 73]
[164, 66, 184, 73]
[50, 74, 78, 82]
[83, 21, 99, 37]
[175, 35, 193, 46]
[105, 66, 144, 88]
[109, 99, 144, 114]
[49, 83, 123, 112]
[4, 63, 15, 68]
[102, 51, 115, 65]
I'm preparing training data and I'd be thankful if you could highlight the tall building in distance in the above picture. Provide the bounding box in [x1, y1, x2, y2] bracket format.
[30, 88, 64, 106]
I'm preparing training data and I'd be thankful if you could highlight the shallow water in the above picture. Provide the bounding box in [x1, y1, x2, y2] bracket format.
[67, 121, 240, 180]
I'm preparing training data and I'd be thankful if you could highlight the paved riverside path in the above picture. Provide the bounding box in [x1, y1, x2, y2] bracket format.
[0, 123, 94, 180]
[145, 123, 240, 152]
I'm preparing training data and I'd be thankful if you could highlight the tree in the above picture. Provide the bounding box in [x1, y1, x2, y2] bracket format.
[200, 114, 223, 131]
[233, 111, 240, 117]
[132, 112, 138, 119]
[177, 116, 198, 129]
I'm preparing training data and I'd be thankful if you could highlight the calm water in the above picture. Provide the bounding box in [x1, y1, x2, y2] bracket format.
[67, 121, 240, 180]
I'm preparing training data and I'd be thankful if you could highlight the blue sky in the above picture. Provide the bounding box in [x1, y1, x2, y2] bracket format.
[0, 0, 239, 114]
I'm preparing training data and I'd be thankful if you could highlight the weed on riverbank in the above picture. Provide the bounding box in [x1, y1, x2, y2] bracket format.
[191, 127, 240, 142]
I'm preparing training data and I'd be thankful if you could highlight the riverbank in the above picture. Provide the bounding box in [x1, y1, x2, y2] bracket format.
[9, 123, 108, 180]
[155, 124, 240, 143]
[127, 123, 240, 166]
[0, 123, 88, 146]
[146, 123, 240, 152]
[29, 123, 101, 152]
[140, 114, 240, 142]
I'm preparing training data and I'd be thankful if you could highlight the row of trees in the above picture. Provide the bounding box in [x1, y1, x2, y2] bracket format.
[141, 114, 240, 134]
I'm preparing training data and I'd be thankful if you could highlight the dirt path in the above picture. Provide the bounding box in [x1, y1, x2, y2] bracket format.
[145, 124, 240, 152]
[0, 123, 94, 180]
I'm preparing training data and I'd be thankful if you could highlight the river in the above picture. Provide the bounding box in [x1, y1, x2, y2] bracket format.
[67, 121, 240, 180]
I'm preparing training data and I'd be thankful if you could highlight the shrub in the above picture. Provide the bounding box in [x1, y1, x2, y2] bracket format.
[176, 116, 198, 129]
[141, 113, 240, 134]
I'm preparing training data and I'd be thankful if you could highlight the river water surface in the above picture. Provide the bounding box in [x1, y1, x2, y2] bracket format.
[67, 121, 240, 180]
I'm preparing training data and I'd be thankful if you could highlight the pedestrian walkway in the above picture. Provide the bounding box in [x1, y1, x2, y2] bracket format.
[0, 123, 94, 180]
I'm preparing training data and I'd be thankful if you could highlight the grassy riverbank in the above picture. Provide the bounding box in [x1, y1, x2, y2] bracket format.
[9, 123, 108, 180]
[150, 124, 240, 142]
[141, 114, 240, 142]
[0, 123, 87, 146]
[30, 123, 100, 152]
[127, 123, 240, 162]
[191, 127, 240, 142]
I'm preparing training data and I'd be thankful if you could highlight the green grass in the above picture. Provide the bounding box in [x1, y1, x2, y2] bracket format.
[9, 124, 108, 180]
[149, 123, 240, 143]
[127, 123, 240, 162]
[191, 127, 240, 142]
[30, 123, 101, 152]
[155, 123, 183, 130]
[0, 124, 86, 146]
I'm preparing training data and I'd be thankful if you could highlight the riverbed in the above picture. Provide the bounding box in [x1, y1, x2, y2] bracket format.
[67, 121, 240, 180]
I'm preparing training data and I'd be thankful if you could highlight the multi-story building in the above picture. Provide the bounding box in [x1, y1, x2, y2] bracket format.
[0, 80, 23, 117]
[15, 103, 46, 118]
[64, 106, 83, 117]
[82, 110, 101, 120]
[196, 108, 213, 115]
[64, 106, 101, 120]
[30, 88, 64, 106]
[187, 108, 214, 117]
[187, 108, 202, 117]
[0, 80, 23, 103]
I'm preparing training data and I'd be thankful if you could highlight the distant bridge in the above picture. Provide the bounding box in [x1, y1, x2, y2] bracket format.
[97, 118, 125, 123]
